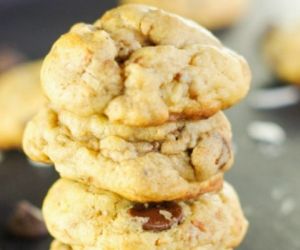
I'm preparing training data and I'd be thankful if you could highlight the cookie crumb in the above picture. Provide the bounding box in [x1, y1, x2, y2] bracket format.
[247, 121, 286, 145]
[280, 198, 296, 216]
[159, 210, 173, 221]
[271, 186, 288, 201]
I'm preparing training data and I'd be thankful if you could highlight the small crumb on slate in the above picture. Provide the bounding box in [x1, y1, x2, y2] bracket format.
[271, 186, 287, 201]
[248, 121, 287, 158]
[247, 121, 286, 145]
[6, 200, 48, 238]
[280, 198, 296, 216]
[248, 86, 300, 109]
[243, 206, 254, 216]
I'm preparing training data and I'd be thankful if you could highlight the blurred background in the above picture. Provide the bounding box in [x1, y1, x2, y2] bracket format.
[0, 0, 300, 249]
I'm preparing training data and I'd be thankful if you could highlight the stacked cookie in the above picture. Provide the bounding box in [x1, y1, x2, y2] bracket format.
[23, 4, 251, 250]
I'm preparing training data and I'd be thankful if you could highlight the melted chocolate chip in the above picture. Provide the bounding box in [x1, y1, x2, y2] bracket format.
[129, 202, 183, 232]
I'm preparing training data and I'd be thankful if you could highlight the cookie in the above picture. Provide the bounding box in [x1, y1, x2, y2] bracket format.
[41, 4, 251, 126]
[24, 107, 232, 202]
[120, 0, 248, 30]
[263, 23, 300, 85]
[44, 179, 248, 250]
[0, 60, 44, 149]
[51, 241, 71, 250]
[50, 240, 236, 250]
[49, 241, 234, 250]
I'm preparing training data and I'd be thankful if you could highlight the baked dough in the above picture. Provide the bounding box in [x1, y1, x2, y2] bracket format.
[24, 107, 232, 202]
[45, 179, 248, 250]
[41, 4, 251, 126]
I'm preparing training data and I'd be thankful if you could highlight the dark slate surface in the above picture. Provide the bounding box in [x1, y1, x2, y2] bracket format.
[0, 0, 300, 249]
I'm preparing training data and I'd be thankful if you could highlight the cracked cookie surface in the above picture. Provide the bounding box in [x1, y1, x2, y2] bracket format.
[0, 60, 44, 149]
[42, 4, 251, 127]
[120, 0, 249, 30]
[24, 107, 233, 202]
[45, 179, 248, 250]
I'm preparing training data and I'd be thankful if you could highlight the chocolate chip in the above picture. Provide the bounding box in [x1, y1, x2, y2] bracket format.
[129, 202, 183, 232]
[152, 141, 161, 152]
[215, 135, 231, 170]
[6, 201, 48, 238]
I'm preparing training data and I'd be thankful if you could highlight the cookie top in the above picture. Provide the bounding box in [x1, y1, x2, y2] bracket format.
[263, 23, 300, 85]
[0, 60, 44, 149]
[120, 0, 249, 30]
[44, 179, 248, 250]
[42, 4, 250, 126]
[24, 107, 232, 202]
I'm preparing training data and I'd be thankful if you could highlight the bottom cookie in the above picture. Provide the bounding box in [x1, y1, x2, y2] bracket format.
[44, 179, 248, 250]
[51, 241, 71, 250]
[50, 240, 236, 250]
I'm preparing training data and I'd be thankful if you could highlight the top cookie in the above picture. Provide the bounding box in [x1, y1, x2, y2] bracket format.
[120, 0, 249, 30]
[42, 4, 251, 127]
[0, 60, 44, 149]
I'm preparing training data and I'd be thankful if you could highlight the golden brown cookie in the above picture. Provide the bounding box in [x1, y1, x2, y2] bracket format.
[120, 0, 249, 30]
[0, 60, 44, 149]
[43, 179, 248, 250]
[51, 241, 72, 250]
[50, 241, 234, 250]
[23, 107, 233, 202]
[263, 23, 300, 85]
[45, 179, 248, 250]
[41, 4, 251, 127]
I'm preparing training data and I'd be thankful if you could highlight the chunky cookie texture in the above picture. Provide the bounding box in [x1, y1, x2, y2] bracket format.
[22, 5, 250, 249]
[263, 23, 300, 85]
[0, 60, 44, 149]
[42, 4, 250, 126]
[24, 107, 232, 202]
[120, 0, 249, 30]
[45, 179, 248, 250]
